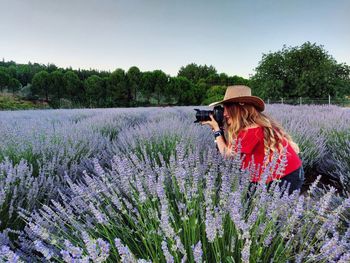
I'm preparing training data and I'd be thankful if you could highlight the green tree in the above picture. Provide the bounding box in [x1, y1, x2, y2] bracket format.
[63, 71, 82, 101]
[84, 75, 104, 107]
[166, 76, 196, 105]
[227, 75, 250, 86]
[106, 69, 128, 107]
[219, 73, 229, 86]
[49, 70, 65, 101]
[251, 42, 350, 99]
[152, 70, 168, 105]
[0, 67, 10, 92]
[7, 65, 17, 79]
[127, 66, 142, 104]
[206, 73, 220, 86]
[202, 85, 226, 105]
[31, 70, 50, 101]
[16, 63, 44, 86]
[140, 71, 155, 104]
[178, 63, 217, 84]
[8, 78, 21, 94]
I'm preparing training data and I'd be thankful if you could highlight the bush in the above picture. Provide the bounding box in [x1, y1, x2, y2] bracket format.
[18, 144, 350, 262]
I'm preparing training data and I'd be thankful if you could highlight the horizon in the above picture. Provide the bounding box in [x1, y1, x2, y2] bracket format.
[1, 0, 349, 78]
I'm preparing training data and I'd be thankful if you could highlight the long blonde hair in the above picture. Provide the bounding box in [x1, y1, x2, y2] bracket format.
[224, 103, 300, 157]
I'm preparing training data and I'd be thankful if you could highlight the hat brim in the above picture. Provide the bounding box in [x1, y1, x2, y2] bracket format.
[209, 96, 265, 112]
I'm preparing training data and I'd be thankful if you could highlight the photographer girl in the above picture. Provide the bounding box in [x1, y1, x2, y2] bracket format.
[201, 85, 304, 194]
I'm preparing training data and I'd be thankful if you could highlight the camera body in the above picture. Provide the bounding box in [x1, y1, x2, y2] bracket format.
[194, 105, 224, 128]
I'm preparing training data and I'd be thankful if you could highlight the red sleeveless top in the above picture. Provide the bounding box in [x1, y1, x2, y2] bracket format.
[229, 126, 302, 183]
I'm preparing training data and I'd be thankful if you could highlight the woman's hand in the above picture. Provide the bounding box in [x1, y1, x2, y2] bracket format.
[201, 114, 220, 131]
[201, 114, 229, 157]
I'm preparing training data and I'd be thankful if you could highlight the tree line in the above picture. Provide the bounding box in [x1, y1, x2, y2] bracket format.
[0, 61, 249, 108]
[0, 42, 349, 108]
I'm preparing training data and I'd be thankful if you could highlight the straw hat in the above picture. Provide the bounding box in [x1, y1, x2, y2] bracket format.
[209, 85, 265, 112]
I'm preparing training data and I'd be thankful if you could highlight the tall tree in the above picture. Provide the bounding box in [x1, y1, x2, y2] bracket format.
[152, 70, 168, 105]
[202, 85, 226, 105]
[0, 67, 10, 92]
[127, 66, 142, 104]
[49, 70, 65, 101]
[84, 75, 104, 107]
[178, 63, 217, 84]
[251, 42, 350, 99]
[8, 78, 21, 94]
[31, 70, 50, 101]
[106, 69, 128, 106]
[140, 71, 155, 104]
[166, 76, 197, 105]
[63, 71, 82, 101]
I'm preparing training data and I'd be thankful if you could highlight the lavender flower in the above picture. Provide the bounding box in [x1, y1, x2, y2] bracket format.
[1, 105, 348, 262]
[115, 238, 136, 263]
[0, 245, 23, 263]
[81, 232, 110, 263]
[241, 239, 251, 263]
[161, 240, 174, 263]
[192, 241, 203, 263]
[34, 240, 54, 260]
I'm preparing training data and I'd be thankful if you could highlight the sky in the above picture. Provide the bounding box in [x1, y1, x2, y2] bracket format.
[0, 0, 349, 78]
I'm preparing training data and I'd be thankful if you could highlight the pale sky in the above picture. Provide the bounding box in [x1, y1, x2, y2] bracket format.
[0, 0, 349, 78]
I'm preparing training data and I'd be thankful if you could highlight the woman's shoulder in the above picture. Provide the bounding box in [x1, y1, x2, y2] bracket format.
[242, 124, 261, 131]
[238, 125, 264, 141]
[240, 125, 264, 136]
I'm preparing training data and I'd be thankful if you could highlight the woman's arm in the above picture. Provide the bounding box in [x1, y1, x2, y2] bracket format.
[214, 132, 231, 157]
[201, 114, 231, 157]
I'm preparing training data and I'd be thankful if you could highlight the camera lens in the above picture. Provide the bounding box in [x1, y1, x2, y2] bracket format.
[194, 106, 224, 128]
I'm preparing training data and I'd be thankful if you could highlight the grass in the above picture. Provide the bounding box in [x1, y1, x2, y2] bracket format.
[0, 93, 49, 110]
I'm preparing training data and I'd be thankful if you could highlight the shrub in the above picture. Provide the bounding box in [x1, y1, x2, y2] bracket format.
[19, 144, 350, 262]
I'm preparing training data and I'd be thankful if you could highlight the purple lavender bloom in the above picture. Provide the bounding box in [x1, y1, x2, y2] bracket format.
[161, 240, 174, 263]
[34, 240, 54, 260]
[263, 233, 274, 247]
[2, 106, 349, 262]
[241, 239, 251, 263]
[88, 203, 108, 225]
[63, 240, 83, 258]
[228, 192, 248, 237]
[81, 232, 110, 263]
[115, 238, 135, 262]
[192, 241, 203, 263]
[0, 245, 23, 263]
[338, 252, 350, 263]
[317, 232, 345, 261]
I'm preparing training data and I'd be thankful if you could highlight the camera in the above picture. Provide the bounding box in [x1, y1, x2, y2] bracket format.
[194, 105, 224, 128]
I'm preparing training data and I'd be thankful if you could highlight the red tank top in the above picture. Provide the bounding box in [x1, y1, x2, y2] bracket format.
[229, 127, 302, 183]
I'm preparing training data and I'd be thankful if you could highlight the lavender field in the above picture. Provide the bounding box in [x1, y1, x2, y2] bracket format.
[0, 105, 350, 262]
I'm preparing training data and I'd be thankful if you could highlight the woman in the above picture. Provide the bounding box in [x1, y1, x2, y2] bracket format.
[202, 85, 304, 194]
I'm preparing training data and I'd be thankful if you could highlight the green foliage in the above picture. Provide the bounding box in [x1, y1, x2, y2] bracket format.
[0, 60, 251, 108]
[166, 77, 193, 105]
[84, 75, 105, 107]
[251, 42, 350, 100]
[4, 49, 348, 109]
[178, 63, 217, 84]
[8, 78, 21, 93]
[49, 70, 65, 102]
[0, 67, 10, 92]
[63, 71, 82, 100]
[152, 70, 168, 105]
[202, 85, 226, 105]
[127, 66, 142, 103]
[134, 135, 180, 167]
[0, 94, 49, 110]
[106, 69, 129, 107]
[140, 71, 155, 103]
[31, 70, 50, 101]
